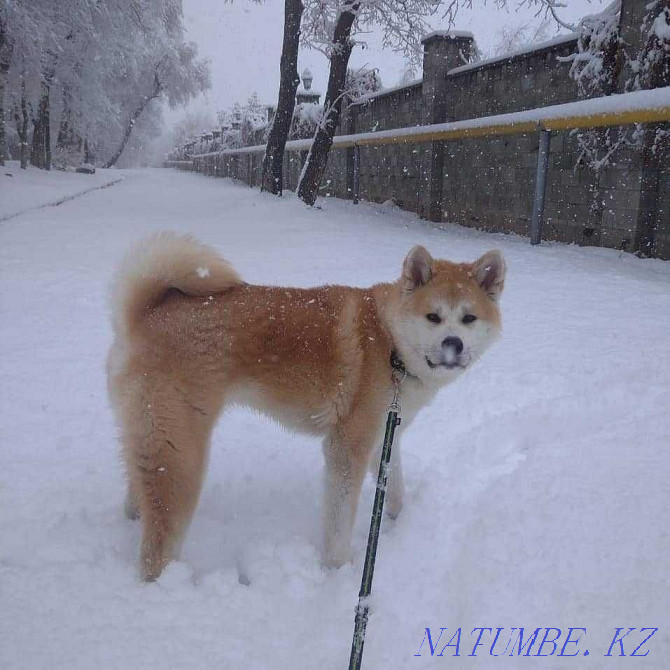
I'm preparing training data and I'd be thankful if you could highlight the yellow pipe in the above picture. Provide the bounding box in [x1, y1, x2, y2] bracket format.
[323, 106, 670, 150]
[542, 106, 670, 131]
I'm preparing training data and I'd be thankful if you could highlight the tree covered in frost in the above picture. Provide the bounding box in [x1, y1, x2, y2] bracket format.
[559, 0, 669, 172]
[288, 68, 380, 140]
[294, 0, 582, 205]
[633, 0, 670, 92]
[397, 61, 419, 86]
[296, 0, 441, 205]
[215, 93, 271, 149]
[0, 0, 210, 170]
[558, 1, 622, 171]
[171, 109, 215, 148]
[489, 18, 552, 57]
[255, 0, 588, 203]
[291, 102, 324, 139]
[440, 0, 578, 32]
[343, 66, 382, 103]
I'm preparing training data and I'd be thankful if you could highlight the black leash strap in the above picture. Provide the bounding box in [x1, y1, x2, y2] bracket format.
[348, 369, 403, 670]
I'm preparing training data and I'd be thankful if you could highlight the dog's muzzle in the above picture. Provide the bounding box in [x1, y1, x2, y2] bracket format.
[425, 356, 466, 370]
[426, 337, 470, 370]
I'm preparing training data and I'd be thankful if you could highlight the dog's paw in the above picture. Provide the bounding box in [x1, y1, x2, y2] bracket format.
[385, 498, 403, 520]
[322, 547, 352, 570]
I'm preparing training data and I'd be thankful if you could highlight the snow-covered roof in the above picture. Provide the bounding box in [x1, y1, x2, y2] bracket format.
[422, 30, 474, 43]
[448, 32, 579, 76]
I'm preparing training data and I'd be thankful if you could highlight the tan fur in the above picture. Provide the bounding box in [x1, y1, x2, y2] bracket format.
[107, 234, 505, 580]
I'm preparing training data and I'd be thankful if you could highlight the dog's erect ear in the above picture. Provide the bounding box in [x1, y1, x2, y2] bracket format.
[402, 245, 433, 291]
[472, 250, 506, 301]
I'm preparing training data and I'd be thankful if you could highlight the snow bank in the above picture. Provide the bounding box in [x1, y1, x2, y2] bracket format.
[0, 162, 123, 221]
[0, 169, 668, 669]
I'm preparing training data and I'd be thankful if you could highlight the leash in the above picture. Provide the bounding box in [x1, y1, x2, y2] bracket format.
[348, 357, 406, 670]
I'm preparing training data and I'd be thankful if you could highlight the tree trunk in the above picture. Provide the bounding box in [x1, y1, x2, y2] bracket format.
[261, 0, 304, 195]
[631, 6, 670, 256]
[45, 92, 51, 169]
[14, 77, 29, 169]
[0, 65, 6, 167]
[31, 85, 51, 169]
[84, 137, 92, 163]
[104, 73, 161, 169]
[0, 16, 12, 166]
[56, 85, 83, 166]
[297, 0, 360, 206]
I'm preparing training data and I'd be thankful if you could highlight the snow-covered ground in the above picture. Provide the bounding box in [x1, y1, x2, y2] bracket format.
[0, 162, 122, 221]
[1, 168, 668, 669]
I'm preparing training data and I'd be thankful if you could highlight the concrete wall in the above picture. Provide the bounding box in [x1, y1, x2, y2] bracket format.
[181, 0, 669, 259]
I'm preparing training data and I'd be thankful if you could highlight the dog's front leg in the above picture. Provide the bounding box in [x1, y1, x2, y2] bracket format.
[385, 440, 404, 520]
[321, 422, 373, 568]
[368, 435, 404, 520]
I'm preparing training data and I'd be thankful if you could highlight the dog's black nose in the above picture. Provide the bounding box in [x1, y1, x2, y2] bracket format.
[442, 336, 463, 354]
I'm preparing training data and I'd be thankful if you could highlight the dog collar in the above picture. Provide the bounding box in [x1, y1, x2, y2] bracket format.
[390, 351, 418, 380]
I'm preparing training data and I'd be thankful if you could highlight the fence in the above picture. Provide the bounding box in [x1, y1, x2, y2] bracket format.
[167, 88, 670, 254]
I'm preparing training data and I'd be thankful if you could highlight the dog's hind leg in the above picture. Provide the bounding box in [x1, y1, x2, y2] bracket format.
[122, 382, 219, 581]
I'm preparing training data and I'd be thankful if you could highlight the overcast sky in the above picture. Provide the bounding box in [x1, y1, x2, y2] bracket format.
[177, 0, 605, 123]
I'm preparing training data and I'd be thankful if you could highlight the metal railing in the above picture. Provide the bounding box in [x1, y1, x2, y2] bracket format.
[173, 88, 670, 246]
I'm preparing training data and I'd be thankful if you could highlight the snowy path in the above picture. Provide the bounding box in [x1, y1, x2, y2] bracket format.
[1, 169, 668, 669]
[0, 162, 122, 222]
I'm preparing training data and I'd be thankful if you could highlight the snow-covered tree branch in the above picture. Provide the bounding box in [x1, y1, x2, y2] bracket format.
[0, 0, 210, 169]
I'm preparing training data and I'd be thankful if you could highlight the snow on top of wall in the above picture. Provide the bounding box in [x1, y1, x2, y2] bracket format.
[191, 88, 670, 159]
[421, 30, 474, 42]
[351, 78, 423, 105]
[330, 87, 670, 145]
[350, 87, 670, 144]
[448, 32, 579, 76]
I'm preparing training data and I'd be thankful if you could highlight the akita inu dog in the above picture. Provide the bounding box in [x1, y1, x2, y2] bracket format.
[107, 234, 505, 580]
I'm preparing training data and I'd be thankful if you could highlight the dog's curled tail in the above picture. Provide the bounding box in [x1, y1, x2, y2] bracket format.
[111, 232, 242, 336]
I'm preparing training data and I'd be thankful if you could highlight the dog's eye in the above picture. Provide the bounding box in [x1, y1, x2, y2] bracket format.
[462, 314, 477, 324]
[426, 313, 441, 324]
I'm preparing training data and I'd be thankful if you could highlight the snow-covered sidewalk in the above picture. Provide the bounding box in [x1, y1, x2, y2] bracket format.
[1, 168, 668, 669]
[0, 161, 122, 221]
